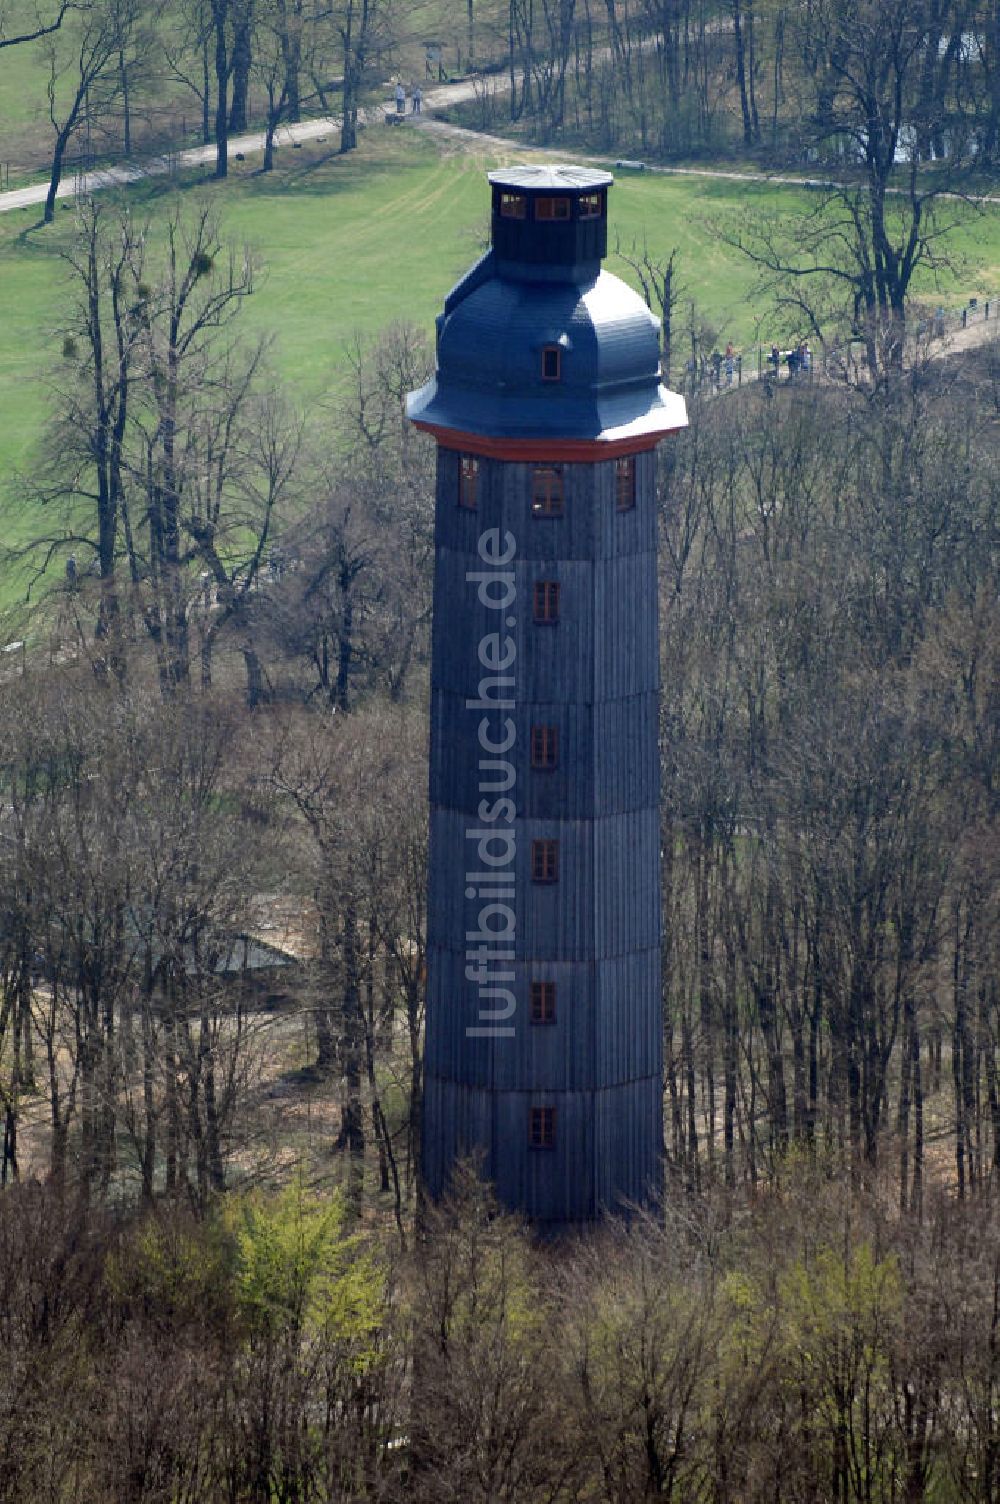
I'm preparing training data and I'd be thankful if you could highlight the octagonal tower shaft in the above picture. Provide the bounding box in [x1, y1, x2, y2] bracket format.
[407, 166, 687, 1230]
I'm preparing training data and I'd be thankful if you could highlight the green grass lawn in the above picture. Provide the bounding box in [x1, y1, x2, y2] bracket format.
[0, 0, 59, 178]
[1, 124, 999, 616]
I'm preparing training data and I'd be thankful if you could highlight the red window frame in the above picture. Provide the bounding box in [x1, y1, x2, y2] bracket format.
[531, 465, 564, 515]
[530, 981, 557, 1025]
[529, 1105, 557, 1148]
[615, 455, 636, 511]
[530, 725, 559, 770]
[541, 345, 562, 382]
[499, 192, 527, 219]
[533, 581, 560, 623]
[531, 839, 559, 883]
[459, 453, 479, 510]
[535, 196, 571, 221]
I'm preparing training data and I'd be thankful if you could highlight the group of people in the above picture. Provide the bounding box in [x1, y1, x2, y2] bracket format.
[395, 82, 423, 115]
[682, 335, 816, 393]
[685, 336, 815, 394]
[704, 341, 740, 389]
[767, 340, 813, 380]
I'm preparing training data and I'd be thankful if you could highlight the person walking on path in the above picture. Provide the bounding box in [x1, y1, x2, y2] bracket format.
[395, 82, 405, 116]
[412, 85, 422, 114]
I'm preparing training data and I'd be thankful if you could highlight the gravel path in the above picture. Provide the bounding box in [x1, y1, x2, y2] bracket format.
[0, 73, 500, 216]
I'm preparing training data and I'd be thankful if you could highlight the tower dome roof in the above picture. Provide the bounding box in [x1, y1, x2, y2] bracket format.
[408, 266, 685, 447]
[406, 164, 687, 454]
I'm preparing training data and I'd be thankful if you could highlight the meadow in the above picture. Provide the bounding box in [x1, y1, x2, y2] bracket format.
[2, 122, 1000, 613]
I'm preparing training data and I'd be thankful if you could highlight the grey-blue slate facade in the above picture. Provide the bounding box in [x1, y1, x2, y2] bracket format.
[408, 165, 687, 1231]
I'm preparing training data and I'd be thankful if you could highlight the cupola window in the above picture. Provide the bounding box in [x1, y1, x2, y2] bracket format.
[459, 454, 479, 509]
[499, 192, 527, 219]
[535, 196, 571, 221]
[579, 192, 603, 219]
[531, 465, 564, 516]
[615, 455, 636, 511]
[541, 345, 561, 382]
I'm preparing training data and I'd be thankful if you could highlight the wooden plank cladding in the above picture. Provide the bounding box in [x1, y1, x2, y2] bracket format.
[434, 450, 658, 561]
[411, 164, 686, 1230]
[422, 435, 664, 1225]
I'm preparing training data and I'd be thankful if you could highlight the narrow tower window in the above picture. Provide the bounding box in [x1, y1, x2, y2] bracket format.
[459, 454, 479, 509]
[529, 1105, 557, 1148]
[531, 465, 564, 515]
[530, 725, 559, 769]
[535, 196, 571, 221]
[615, 455, 636, 511]
[533, 581, 560, 623]
[531, 839, 559, 883]
[531, 981, 557, 1024]
[499, 192, 526, 219]
[541, 346, 561, 382]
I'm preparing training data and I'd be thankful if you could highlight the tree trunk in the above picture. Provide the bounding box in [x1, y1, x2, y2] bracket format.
[202, 32, 212, 143]
[731, 0, 753, 147]
[339, 0, 366, 154]
[337, 902, 365, 1219]
[336, 584, 353, 709]
[212, 0, 229, 179]
[140, 986, 157, 1202]
[119, 50, 131, 154]
[228, 4, 252, 131]
[43, 122, 73, 224]
[280, 0, 301, 122]
[243, 645, 265, 708]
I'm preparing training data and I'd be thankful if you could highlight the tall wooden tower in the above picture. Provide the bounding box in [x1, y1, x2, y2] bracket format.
[407, 165, 687, 1230]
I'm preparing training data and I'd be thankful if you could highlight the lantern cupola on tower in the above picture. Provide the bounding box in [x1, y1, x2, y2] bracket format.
[489, 164, 610, 281]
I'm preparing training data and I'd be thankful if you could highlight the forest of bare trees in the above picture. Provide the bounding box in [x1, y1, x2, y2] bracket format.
[656, 362, 999, 1212]
[9, 204, 996, 1212]
[495, 0, 1000, 170]
[0, 178, 993, 1499]
[4, 1164, 1000, 1500]
[10, 1, 1000, 219]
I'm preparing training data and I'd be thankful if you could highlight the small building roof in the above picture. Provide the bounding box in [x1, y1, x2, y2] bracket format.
[488, 165, 613, 192]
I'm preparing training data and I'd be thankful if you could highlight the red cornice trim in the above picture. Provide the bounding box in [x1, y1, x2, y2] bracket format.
[411, 421, 682, 461]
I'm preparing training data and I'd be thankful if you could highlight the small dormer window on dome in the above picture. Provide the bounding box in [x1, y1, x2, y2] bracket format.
[541, 345, 561, 381]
